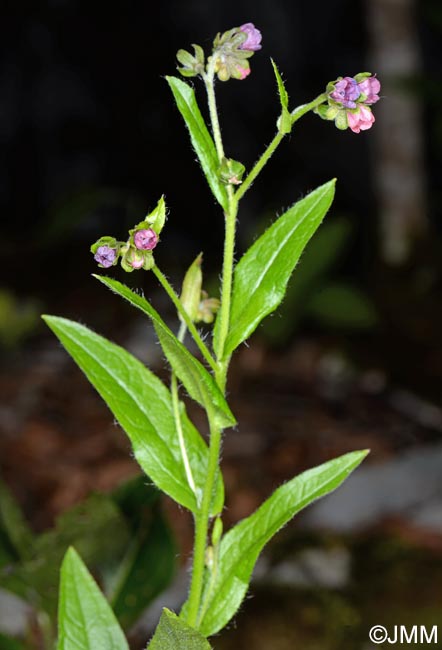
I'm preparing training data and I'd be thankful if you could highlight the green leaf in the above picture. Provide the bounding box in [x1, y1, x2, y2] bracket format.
[58, 547, 129, 650]
[94, 276, 235, 430]
[219, 180, 336, 358]
[166, 76, 228, 211]
[271, 59, 291, 135]
[271, 59, 289, 109]
[0, 632, 25, 650]
[109, 478, 176, 630]
[42, 316, 224, 514]
[306, 283, 378, 329]
[148, 609, 212, 650]
[197, 450, 368, 636]
[261, 217, 352, 344]
[0, 477, 34, 562]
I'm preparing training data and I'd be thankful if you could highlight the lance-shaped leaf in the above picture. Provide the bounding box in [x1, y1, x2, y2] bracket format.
[58, 547, 129, 650]
[197, 449, 368, 636]
[94, 276, 235, 430]
[42, 316, 224, 514]
[149, 608, 212, 650]
[166, 76, 228, 210]
[218, 180, 336, 359]
[271, 59, 291, 134]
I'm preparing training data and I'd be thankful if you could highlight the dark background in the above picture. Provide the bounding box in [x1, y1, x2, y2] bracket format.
[1, 0, 439, 302]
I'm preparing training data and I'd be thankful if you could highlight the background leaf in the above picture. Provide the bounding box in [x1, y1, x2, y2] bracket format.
[43, 315, 224, 513]
[0, 493, 129, 619]
[166, 76, 228, 210]
[95, 276, 235, 429]
[148, 608, 212, 650]
[57, 547, 129, 650]
[306, 283, 378, 328]
[0, 477, 34, 563]
[108, 476, 177, 630]
[218, 180, 336, 358]
[260, 217, 352, 344]
[197, 450, 368, 636]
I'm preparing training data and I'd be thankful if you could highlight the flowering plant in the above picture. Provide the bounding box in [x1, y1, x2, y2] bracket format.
[43, 23, 380, 649]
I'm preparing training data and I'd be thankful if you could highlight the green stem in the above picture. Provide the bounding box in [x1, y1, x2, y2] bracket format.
[235, 93, 327, 202]
[185, 66, 236, 627]
[185, 415, 222, 627]
[204, 62, 225, 161]
[214, 189, 237, 389]
[171, 322, 197, 498]
[152, 265, 218, 374]
[203, 64, 238, 388]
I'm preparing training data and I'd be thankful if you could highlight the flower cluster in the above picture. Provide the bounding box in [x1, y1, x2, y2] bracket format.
[176, 23, 262, 82]
[316, 73, 381, 133]
[91, 197, 166, 272]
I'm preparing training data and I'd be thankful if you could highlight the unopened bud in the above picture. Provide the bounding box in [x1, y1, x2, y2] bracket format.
[91, 236, 120, 268]
[180, 253, 203, 322]
[134, 228, 158, 251]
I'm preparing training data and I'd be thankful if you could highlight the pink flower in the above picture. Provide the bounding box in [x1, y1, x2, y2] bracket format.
[357, 76, 381, 104]
[347, 105, 375, 133]
[239, 23, 262, 51]
[134, 228, 158, 250]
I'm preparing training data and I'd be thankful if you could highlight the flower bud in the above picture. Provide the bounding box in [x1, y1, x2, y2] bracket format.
[211, 23, 261, 82]
[176, 44, 205, 78]
[329, 77, 360, 108]
[90, 236, 120, 268]
[120, 246, 154, 272]
[219, 157, 246, 185]
[197, 292, 220, 324]
[94, 246, 117, 268]
[239, 23, 262, 52]
[347, 105, 375, 133]
[180, 253, 203, 322]
[356, 75, 380, 104]
[134, 228, 158, 251]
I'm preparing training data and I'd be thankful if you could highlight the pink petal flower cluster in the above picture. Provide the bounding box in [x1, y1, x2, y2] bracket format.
[323, 74, 381, 134]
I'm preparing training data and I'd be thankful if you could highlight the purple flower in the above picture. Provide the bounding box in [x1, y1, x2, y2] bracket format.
[330, 77, 361, 109]
[357, 76, 381, 104]
[239, 23, 262, 51]
[347, 105, 375, 133]
[134, 228, 158, 250]
[94, 245, 117, 268]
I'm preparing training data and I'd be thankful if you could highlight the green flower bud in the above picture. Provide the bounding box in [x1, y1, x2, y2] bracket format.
[176, 44, 205, 78]
[219, 158, 246, 185]
[120, 245, 154, 272]
[211, 517, 223, 546]
[196, 292, 220, 324]
[179, 253, 203, 322]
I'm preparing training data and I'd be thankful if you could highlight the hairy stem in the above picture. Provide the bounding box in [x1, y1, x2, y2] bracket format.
[171, 322, 197, 498]
[235, 93, 327, 202]
[185, 415, 222, 627]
